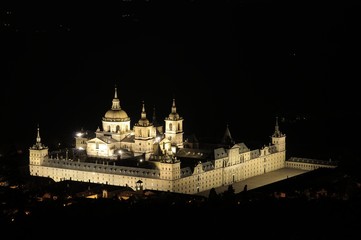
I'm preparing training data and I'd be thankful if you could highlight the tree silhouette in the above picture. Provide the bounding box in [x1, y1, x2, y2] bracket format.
[222, 184, 236, 205]
[208, 187, 220, 207]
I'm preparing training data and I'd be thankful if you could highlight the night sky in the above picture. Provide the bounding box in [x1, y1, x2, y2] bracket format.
[1, 1, 359, 160]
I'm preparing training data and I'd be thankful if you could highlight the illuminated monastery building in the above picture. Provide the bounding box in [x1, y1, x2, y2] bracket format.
[29, 87, 333, 194]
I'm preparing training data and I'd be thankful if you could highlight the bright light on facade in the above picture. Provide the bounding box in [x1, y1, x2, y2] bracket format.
[171, 146, 176, 154]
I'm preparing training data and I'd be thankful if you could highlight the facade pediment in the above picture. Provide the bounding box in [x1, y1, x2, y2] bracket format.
[87, 137, 114, 145]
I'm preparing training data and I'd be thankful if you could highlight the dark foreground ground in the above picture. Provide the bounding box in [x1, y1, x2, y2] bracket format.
[1, 165, 361, 239]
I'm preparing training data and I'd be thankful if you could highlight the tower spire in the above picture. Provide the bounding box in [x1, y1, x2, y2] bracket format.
[32, 124, 46, 150]
[36, 124, 41, 144]
[171, 98, 177, 114]
[222, 124, 234, 145]
[114, 84, 118, 99]
[111, 86, 121, 110]
[136, 100, 150, 126]
[141, 100, 147, 120]
[272, 116, 283, 137]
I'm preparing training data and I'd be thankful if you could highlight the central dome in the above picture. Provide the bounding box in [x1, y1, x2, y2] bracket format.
[103, 87, 130, 121]
[104, 109, 129, 120]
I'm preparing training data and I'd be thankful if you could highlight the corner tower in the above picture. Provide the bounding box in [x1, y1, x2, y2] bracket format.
[29, 126, 48, 166]
[271, 117, 286, 152]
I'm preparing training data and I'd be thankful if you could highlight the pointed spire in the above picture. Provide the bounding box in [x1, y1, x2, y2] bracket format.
[141, 100, 147, 120]
[272, 116, 283, 137]
[166, 98, 180, 120]
[222, 124, 234, 145]
[137, 100, 150, 126]
[32, 124, 46, 150]
[111, 86, 121, 110]
[171, 98, 177, 114]
[36, 124, 41, 144]
[114, 84, 118, 99]
[167, 98, 180, 121]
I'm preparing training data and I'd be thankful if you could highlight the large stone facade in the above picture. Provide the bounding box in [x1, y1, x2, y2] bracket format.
[29, 87, 287, 194]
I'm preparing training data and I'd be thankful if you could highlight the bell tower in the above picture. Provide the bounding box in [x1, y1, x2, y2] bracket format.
[133, 101, 154, 160]
[271, 117, 286, 152]
[29, 125, 48, 166]
[164, 98, 184, 149]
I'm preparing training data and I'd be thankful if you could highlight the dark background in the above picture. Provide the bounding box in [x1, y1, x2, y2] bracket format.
[1, 1, 359, 161]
